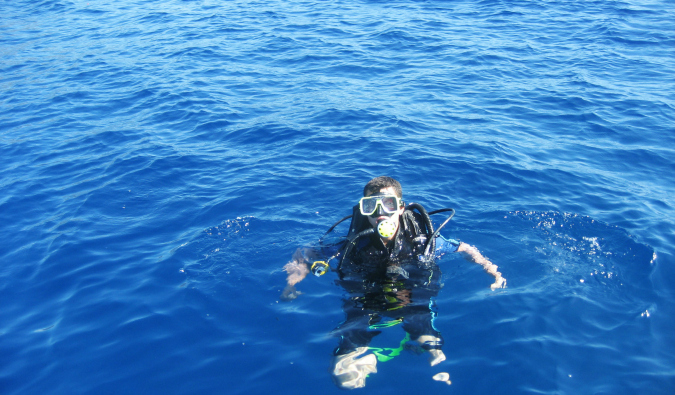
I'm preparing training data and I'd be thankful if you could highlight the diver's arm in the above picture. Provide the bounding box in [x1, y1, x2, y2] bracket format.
[457, 242, 506, 290]
[280, 248, 314, 301]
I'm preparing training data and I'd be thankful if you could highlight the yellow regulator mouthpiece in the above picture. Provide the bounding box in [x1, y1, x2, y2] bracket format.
[377, 219, 397, 238]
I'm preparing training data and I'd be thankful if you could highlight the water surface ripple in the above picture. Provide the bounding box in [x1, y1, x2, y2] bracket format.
[1, 0, 674, 394]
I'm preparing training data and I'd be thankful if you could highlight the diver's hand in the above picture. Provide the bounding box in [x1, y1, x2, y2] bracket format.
[280, 257, 309, 301]
[280, 285, 302, 301]
[394, 289, 412, 307]
[284, 258, 309, 286]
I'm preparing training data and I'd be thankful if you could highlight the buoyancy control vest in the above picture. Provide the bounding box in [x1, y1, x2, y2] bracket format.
[321, 203, 455, 272]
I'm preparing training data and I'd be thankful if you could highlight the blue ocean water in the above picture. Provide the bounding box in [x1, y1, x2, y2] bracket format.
[1, 0, 674, 393]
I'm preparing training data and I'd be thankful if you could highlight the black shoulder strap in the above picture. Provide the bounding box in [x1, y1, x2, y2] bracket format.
[401, 209, 423, 239]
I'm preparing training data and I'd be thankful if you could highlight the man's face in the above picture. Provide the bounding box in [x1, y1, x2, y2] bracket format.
[365, 186, 404, 240]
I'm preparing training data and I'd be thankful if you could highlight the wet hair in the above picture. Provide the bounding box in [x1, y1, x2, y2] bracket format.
[363, 176, 403, 198]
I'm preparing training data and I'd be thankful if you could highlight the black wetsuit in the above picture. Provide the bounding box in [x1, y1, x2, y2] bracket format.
[332, 210, 445, 356]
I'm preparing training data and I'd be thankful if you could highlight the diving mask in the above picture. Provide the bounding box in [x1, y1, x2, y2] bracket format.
[359, 194, 403, 216]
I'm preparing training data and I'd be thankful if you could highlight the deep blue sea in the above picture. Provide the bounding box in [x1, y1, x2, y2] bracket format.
[1, 0, 674, 393]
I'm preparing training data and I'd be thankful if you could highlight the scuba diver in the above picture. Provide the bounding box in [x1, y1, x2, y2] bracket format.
[281, 176, 505, 389]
